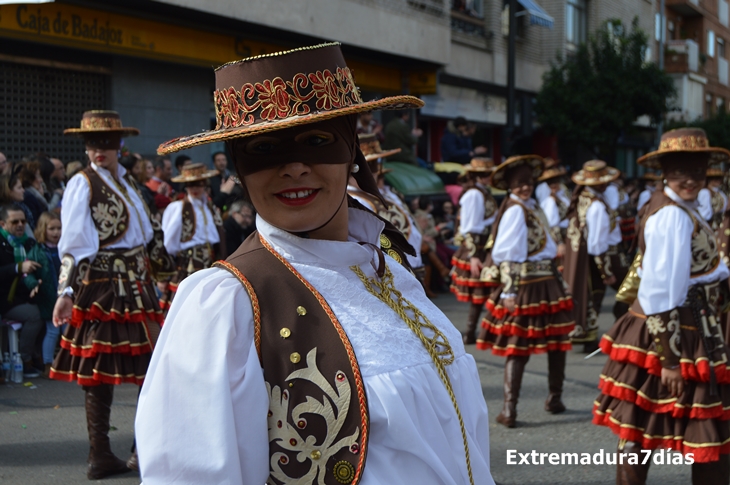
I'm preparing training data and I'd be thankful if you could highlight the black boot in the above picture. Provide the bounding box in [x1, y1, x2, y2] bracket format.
[692, 454, 730, 485]
[462, 303, 482, 345]
[616, 441, 650, 485]
[496, 355, 529, 428]
[545, 351, 566, 413]
[84, 385, 130, 480]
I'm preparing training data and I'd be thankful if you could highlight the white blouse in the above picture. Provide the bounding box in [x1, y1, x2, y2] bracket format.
[491, 195, 557, 265]
[347, 186, 423, 269]
[540, 192, 570, 230]
[636, 186, 655, 211]
[697, 188, 714, 221]
[59, 162, 153, 264]
[535, 181, 550, 203]
[458, 184, 496, 235]
[638, 187, 730, 315]
[136, 208, 494, 485]
[161, 195, 220, 257]
[583, 189, 612, 257]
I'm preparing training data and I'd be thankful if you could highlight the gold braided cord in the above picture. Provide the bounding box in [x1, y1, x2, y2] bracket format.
[216, 42, 341, 70]
[350, 264, 474, 485]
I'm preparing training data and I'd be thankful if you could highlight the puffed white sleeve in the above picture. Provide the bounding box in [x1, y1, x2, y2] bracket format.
[585, 201, 610, 256]
[638, 206, 694, 315]
[136, 268, 269, 485]
[535, 182, 550, 203]
[58, 173, 99, 262]
[637, 190, 651, 211]
[490, 205, 527, 265]
[604, 185, 619, 210]
[459, 189, 485, 234]
[161, 200, 183, 257]
[540, 197, 560, 228]
[697, 188, 713, 221]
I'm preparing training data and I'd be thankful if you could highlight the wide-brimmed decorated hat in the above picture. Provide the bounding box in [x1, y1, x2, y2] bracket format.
[707, 168, 725, 179]
[465, 157, 496, 174]
[537, 161, 567, 183]
[490, 155, 544, 190]
[170, 163, 219, 183]
[637, 128, 730, 169]
[359, 133, 400, 163]
[641, 171, 663, 181]
[572, 160, 620, 186]
[157, 43, 424, 155]
[64, 110, 139, 137]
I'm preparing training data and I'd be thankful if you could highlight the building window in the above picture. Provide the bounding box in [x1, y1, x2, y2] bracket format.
[717, 97, 726, 113]
[708, 29, 716, 57]
[706, 94, 714, 117]
[719, 37, 726, 58]
[452, 0, 483, 18]
[566, 0, 587, 48]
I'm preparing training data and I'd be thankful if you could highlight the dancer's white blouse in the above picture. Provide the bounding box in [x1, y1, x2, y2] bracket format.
[636, 186, 655, 211]
[491, 195, 556, 265]
[638, 187, 729, 315]
[161, 195, 220, 256]
[136, 208, 494, 485]
[458, 184, 496, 235]
[59, 162, 153, 264]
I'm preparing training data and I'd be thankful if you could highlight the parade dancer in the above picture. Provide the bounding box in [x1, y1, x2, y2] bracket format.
[562, 161, 621, 352]
[698, 167, 728, 230]
[537, 161, 569, 262]
[636, 172, 662, 212]
[50, 111, 172, 479]
[594, 128, 730, 485]
[450, 157, 498, 344]
[158, 163, 225, 313]
[476, 155, 574, 427]
[136, 43, 495, 485]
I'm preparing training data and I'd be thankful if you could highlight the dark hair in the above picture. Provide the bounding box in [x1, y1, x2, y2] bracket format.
[19, 161, 41, 188]
[212, 151, 227, 162]
[418, 195, 433, 211]
[0, 203, 24, 222]
[454, 116, 467, 128]
[119, 154, 138, 171]
[153, 156, 170, 171]
[175, 155, 191, 170]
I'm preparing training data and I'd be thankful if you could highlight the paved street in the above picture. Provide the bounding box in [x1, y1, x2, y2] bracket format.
[1, 290, 692, 485]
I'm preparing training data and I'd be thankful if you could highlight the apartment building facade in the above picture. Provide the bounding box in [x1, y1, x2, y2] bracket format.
[0, 0, 679, 169]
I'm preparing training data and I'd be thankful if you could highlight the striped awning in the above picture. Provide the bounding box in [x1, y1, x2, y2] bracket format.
[514, 0, 554, 28]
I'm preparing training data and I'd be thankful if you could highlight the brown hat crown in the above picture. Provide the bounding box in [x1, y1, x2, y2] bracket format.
[64, 110, 139, 137]
[358, 133, 401, 162]
[489, 155, 544, 190]
[170, 162, 219, 183]
[572, 160, 620, 186]
[466, 157, 495, 173]
[637, 127, 730, 168]
[158, 43, 424, 155]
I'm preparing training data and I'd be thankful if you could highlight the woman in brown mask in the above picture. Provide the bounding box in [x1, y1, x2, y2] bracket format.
[594, 128, 730, 485]
[476, 155, 575, 428]
[136, 43, 496, 485]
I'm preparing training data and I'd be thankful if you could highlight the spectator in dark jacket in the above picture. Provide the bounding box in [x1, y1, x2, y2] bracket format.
[0, 203, 43, 377]
[440, 116, 487, 163]
[210, 152, 244, 211]
[223, 199, 255, 258]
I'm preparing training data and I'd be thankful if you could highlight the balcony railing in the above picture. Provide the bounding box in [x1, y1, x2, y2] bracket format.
[665, 39, 699, 73]
[451, 9, 486, 37]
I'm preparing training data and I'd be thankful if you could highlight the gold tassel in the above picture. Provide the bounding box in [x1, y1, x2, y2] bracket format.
[187, 250, 195, 275]
[113, 260, 127, 297]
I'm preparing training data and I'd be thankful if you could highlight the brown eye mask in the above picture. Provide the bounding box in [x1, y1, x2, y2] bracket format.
[85, 135, 122, 150]
[507, 163, 535, 189]
[662, 155, 708, 182]
[229, 115, 357, 176]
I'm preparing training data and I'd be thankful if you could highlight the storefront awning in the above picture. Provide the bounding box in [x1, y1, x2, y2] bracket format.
[514, 0, 553, 29]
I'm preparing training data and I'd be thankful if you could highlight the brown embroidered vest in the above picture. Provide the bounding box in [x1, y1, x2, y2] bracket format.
[456, 186, 497, 237]
[566, 189, 613, 253]
[180, 200, 196, 243]
[80, 167, 130, 248]
[214, 233, 369, 485]
[639, 191, 719, 278]
[552, 194, 569, 222]
[711, 189, 726, 230]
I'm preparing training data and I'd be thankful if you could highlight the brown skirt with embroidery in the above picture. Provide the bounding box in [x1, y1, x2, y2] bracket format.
[450, 234, 495, 305]
[593, 294, 730, 463]
[49, 246, 161, 387]
[159, 244, 214, 313]
[476, 261, 575, 356]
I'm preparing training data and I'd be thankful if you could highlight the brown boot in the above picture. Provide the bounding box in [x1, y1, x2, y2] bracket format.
[424, 265, 437, 298]
[496, 355, 529, 428]
[84, 385, 131, 480]
[616, 440, 650, 485]
[462, 303, 482, 345]
[692, 454, 730, 485]
[545, 351, 566, 413]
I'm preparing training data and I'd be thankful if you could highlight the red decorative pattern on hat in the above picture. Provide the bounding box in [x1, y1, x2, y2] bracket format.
[659, 135, 710, 151]
[214, 67, 362, 129]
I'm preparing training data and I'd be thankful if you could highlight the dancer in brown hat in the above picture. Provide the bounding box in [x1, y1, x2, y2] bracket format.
[476, 155, 575, 427]
[562, 160, 621, 352]
[50, 111, 173, 479]
[136, 43, 495, 485]
[594, 128, 730, 485]
[450, 157, 499, 343]
[158, 163, 225, 313]
[698, 167, 728, 230]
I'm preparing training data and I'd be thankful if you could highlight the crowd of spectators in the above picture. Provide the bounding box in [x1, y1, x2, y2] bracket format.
[0, 149, 256, 381]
